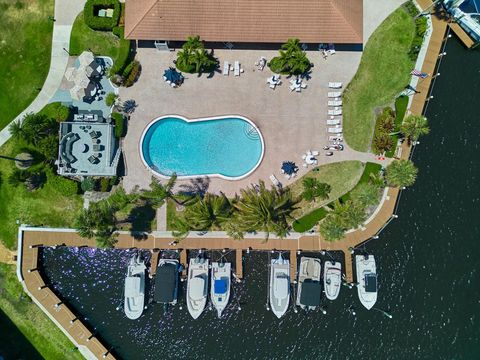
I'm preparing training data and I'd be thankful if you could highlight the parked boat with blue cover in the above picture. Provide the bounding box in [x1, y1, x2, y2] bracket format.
[210, 262, 231, 318]
[296, 257, 321, 311]
[187, 257, 209, 319]
[356, 255, 378, 309]
[124, 255, 147, 320]
[324, 261, 342, 301]
[154, 258, 180, 307]
[269, 253, 290, 318]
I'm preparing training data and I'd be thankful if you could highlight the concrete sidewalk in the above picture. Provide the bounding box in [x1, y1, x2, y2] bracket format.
[0, 0, 85, 148]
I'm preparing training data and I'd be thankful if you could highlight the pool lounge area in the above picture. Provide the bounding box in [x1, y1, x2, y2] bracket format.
[140, 115, 264, 180]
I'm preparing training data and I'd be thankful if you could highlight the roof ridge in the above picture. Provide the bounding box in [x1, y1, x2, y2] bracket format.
[125, 0, 159, 39]
[330, 0, 362, 41]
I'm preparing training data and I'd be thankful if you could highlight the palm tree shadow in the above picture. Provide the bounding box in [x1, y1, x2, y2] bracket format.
[178, 177, 210, 198]
[128, 203, 156, 238]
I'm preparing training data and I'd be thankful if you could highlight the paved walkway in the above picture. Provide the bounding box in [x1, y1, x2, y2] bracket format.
[0, 0, 85, 148]
[363, 0, 406, 43]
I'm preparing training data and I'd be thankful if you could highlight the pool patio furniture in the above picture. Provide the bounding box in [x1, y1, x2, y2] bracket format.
[328, 82, 342, 88]
[311, 151, 319, 156]
[258, 57, 266, 71]
[98, 9, 107, 17]
[328, 127, 343, 134]
[93, 144, 104, 152]
[328, 91, 342, 98]
[223, 61, 229, 75]
[88, 155, 100, 164]
[269, 174, 281, 188]
[234, 61, 240, 76]
[328, 100, 342, 106]
[301, 83, 307, 89]
[105, 8, 114, 17]
[90, 130, 101, 139]
[327, 119, 341, 125]
[329, 135, 343, 141]
[328, 109, 342, 116]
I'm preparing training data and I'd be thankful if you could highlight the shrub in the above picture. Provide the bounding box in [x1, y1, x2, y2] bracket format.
[408, 16, 428, 61]
[48, 175, 79, 196]
[111, 112, 125, 138]
[123, 60, 141, 87]
[83, 0, 121, 31]
[39, 102, 71, 122]
[100, 177, 111, 192]
[105, 92, 118, 107]
[81, 178, 95, 192]
[372, 107, 395, 154]
[404, 1, 419, 17]
[37, 135, 59, 162]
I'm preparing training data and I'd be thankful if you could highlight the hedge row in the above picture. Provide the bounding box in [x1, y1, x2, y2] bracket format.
[111, 112, 125, 138]
[109, 26, 132, 76]
[84, 0, 121, 31]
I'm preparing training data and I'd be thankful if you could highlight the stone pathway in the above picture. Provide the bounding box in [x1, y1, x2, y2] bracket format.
[0, 0, 86, 148]
[156, 203, 168, 231]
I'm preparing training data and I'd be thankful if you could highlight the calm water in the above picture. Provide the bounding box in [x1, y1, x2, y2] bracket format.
[40, 37, 480, 359]
[141, 116, 263, 178]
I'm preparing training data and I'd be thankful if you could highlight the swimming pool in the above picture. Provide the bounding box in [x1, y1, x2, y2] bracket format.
[140, 115, 264, 180]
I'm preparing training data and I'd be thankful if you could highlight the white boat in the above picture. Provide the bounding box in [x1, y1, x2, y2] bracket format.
[124, 255, 147, 320]
[210, 262, 231, 317]
[186, 257, 209, 319]
[269, 253, 290, 318]
[356, 255, 378, 309]
[324, 261, 342, 300]
[296, 257, 321, 310]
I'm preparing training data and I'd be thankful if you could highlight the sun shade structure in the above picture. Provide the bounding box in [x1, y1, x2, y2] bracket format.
[163, 67, 184, 84]
[281, 161, 298, 175]
[125, 0, 363, 44]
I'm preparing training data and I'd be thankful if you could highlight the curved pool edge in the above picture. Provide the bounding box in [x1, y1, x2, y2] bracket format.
[138, 114, 265, 181]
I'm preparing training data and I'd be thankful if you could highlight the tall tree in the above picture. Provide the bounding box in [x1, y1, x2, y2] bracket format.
[176, 36, 217, 74]
[140, 175, 178, 207]
[232, 181, 297, 240]
[301, 177, 331, 202]
[319, 216, 345, 242]
[350, 182, 381, 207]
[268, 38, 311, 75]
[400, 115, 430, 144]
[184, 193, 232, 230]
[385, 159, 418, 188]
[74, 204, 118, 248]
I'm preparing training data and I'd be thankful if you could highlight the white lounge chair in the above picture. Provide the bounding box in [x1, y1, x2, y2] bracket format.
[329, 135, 343, 141]
[328, 91, 342, 98]
[328, 109, 342, 116]
[223, 61, 229, 76]
[327, 119, 341, 125]
[328, 127, 343, 134]
[300, 83, 307, 89]
[289, 84, 296, 91]
[328, 100, 342, 106]
[311, 150, 319, 156]
[295, 87, 301, 92]
[328, 82, 342, 89]
[234, 61, 240, 76]
[269, 174, 281, 188]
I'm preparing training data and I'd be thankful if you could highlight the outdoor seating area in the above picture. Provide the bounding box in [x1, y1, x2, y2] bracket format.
[163, 67, 184, 87]
[324, 82, 344, 155]
[223, 61, 244, 76]
[267, 75, 282, 89]
[289, 77, 308, 92]
[280, 161, 298, 179]
[56, 121, 120, 177]
[301, 150, 319, 168]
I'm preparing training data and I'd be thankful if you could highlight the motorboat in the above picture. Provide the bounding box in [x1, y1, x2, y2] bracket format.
[186, 256, 209, 319]
[154, 258, 180, 307]
[124, 255, 147, 320]
[356, 255, 378, 309]
[210, 262, 231, 318]
[296, 257, 321, 310]
[324, 261, 342, 300]
[269, 253, 290, 318]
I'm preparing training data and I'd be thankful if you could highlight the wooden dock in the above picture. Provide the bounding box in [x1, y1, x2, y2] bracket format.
[449, 22, 475, 49]
[149, 250, 160, 276]
[235, 249, 243, 279]
[180, 249, 188, 277]
[289, 250, 297, 283]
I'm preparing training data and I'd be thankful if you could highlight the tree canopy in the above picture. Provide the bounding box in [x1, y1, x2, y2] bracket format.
[385, 159, 418, 188]
[268, 38, 312, 75]
[175, 36, 217, 74]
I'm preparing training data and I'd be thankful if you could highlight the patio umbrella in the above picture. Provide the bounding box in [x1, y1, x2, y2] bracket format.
[85, 62, 102, 78]
[70, 84, 84, 101]
[84, 81, 98, 98]
[281, 161, 298, 175]
[74, 69, 90, 88]
[163, 67, 183, 84]
[78, 51, 95, 67]
[64, 67, 76, 82]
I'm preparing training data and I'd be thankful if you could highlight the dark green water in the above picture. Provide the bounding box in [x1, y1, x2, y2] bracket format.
[40, 37, 480, 360]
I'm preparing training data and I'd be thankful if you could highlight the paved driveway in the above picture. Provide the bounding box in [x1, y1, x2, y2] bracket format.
[119, 48, 383, 196]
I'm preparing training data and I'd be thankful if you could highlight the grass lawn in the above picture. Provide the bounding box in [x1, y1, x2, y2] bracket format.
[0, 139, 83, 249]
[0, 0, 54, 131]
[0, 264, 83, 360]
[343, 6, 416, 152]
[69, 11, 121, 57]
[289, 161, 364, 220]
[292, 207, 328, 232]
[339, 162, 383, 203]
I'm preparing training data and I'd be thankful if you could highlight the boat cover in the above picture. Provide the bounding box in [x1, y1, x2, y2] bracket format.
[300, 279, 321, 306]
[191, 276, 206, 300]
[125, 277, 140, 297]
[365, 273, 377, 293]
[274, 274, 289, 299]
[214, 278, 228, 294]
[154, 263, 177, 303]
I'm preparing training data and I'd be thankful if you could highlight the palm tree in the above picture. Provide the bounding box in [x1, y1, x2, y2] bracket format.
[385, 159, 418, 187]
[268, 38, 311, 75]
[184, 193, 232, 230]
[95, 227, 118, 248]
[400, 115, 430, 144]
[170, 216, 190, 240]
[319, 216, 345, 242]
[74, 204, 118, 248]
[301, 178, 331, 202]
[350, 183, 381, 207]
[176, 36, 217, 74]
[140, 175, 178, 207]
[9, 120, 24, 140]
[232, 181, 297, 240]
[369, 172, 385, 188]
[330, 200, 366, 230]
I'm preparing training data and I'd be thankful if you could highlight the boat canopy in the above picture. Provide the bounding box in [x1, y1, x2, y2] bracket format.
[365, 273, 377, 293]
[154, 263, 177, 303]
[300, 279, 321, 306]
[214, 278, 228, 294]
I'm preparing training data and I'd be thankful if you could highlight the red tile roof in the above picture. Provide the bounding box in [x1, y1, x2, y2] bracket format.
[125, 0, 363, 44]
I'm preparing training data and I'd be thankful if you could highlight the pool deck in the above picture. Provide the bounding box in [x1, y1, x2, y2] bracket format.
[120, 48, 389, 197]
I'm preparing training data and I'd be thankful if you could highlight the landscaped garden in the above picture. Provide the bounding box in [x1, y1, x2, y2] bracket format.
[0, 0, 54, 131]
[343, 5, 418, 152]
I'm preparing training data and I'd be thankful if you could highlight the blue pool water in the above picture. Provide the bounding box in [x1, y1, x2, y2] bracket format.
[141, 116, 263, 178]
